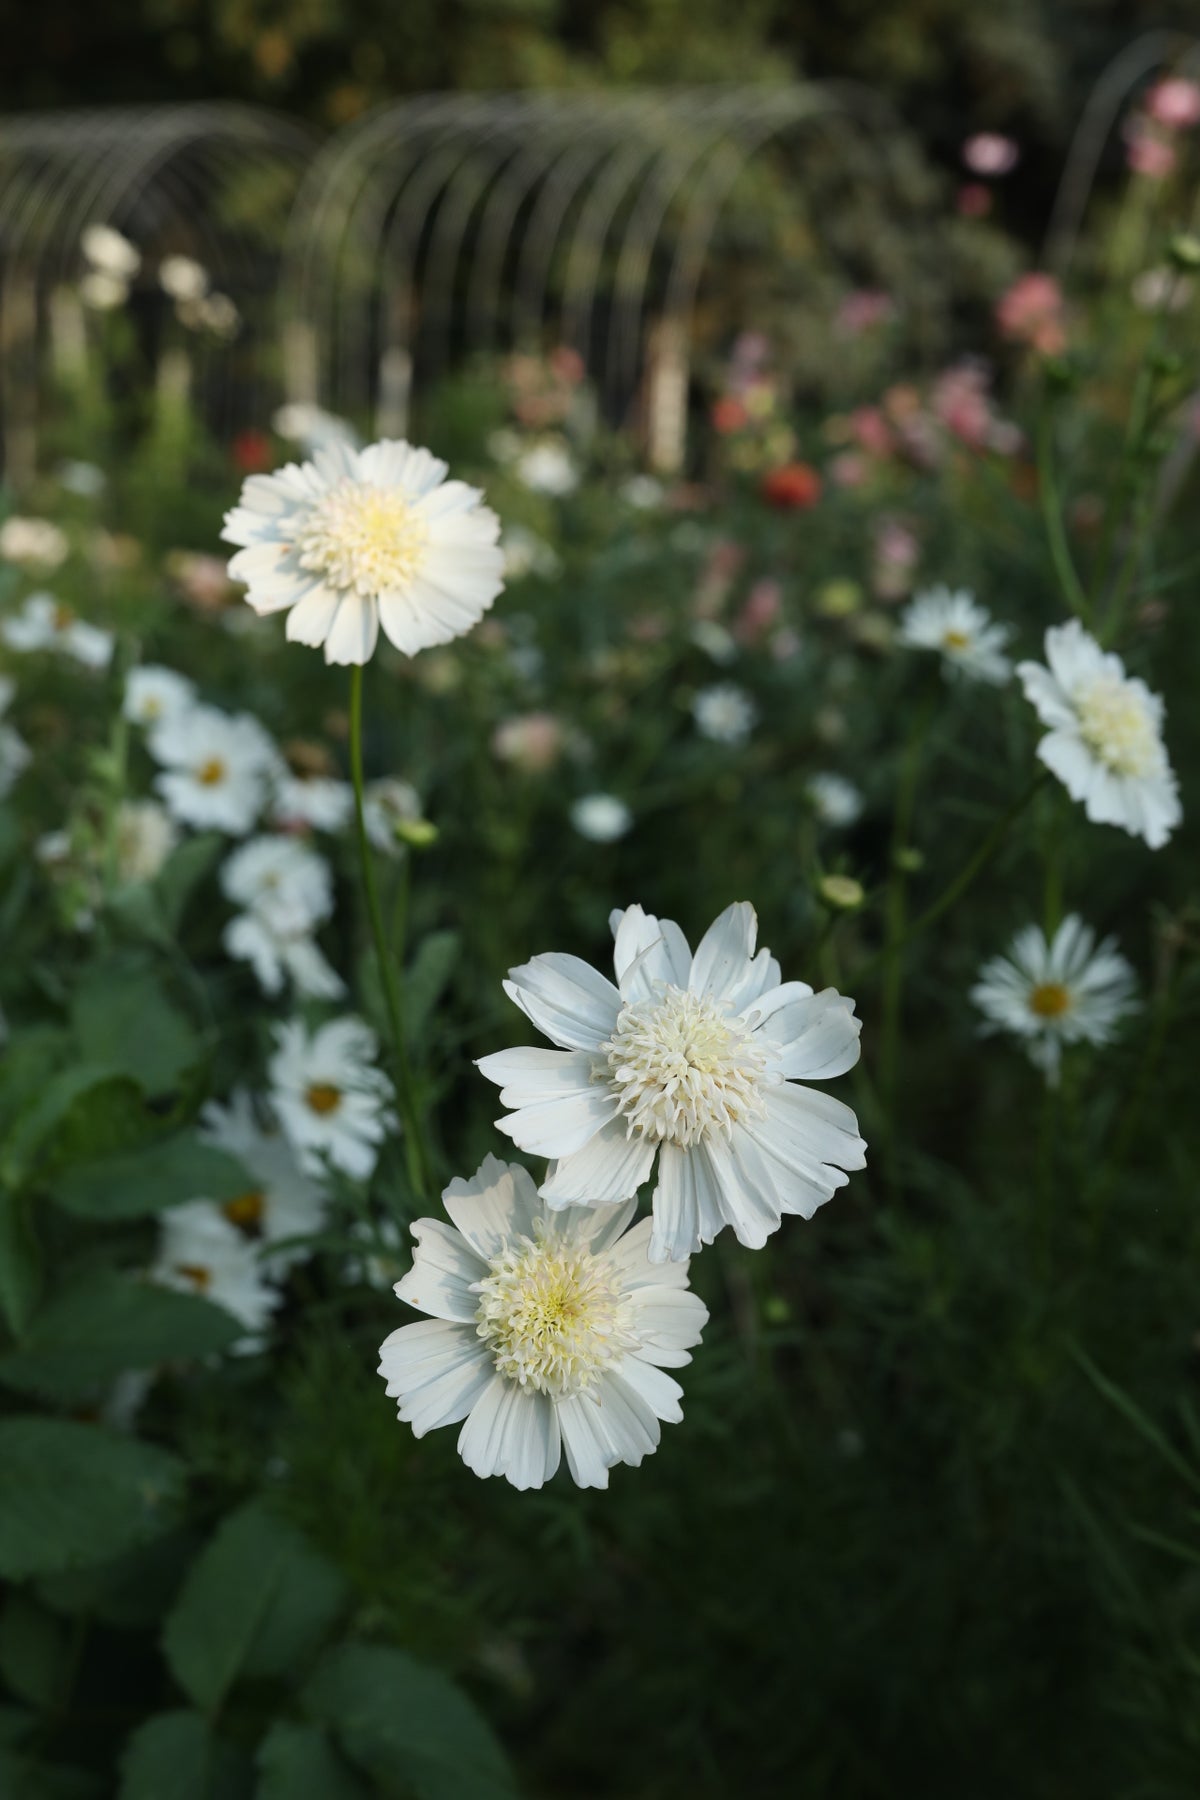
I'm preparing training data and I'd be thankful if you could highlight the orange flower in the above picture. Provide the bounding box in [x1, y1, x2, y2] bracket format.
[761, 462, 822, 510]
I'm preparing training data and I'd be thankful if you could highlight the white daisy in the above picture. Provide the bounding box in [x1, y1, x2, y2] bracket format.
[269, 1017, 394, 1180]
[692, 683, 757, 746]
[970, 914, 1136, 1083]
[148, 704, 279, 835]
[221, 439, 505, 666]
[0, 517, 69, 568]
[806, 773, 863, 828]
[897, 586, 1012, 684]
[199, 1091, 326, 1271]
[378, 1155, 708, 1490]
[1017, 620, 1181, 848]
[570, 794, 633, 844]
[272, 772, 354, 834]
[1, 593, 113, 669]
[220, 835, 342, 999]
[478, 902, 866, 1262]
[514, 438, 579, 496]
[363, 777, 423, 855]
[124, 665, 197, 730]
[151, 1201, 280, 1347]
[115, 800, 178, 882]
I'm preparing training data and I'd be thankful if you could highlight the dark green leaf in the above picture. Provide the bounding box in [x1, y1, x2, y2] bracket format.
[0, 1274, 241, 1401]
[154, 835, 223, 934]
[163, 1502, 346, 1714]
[118, 1711, 250, 1800]
[304, 1642, 518, 1800]
[0, 1419, 184, 1580]
[71, 961, 201, 1099]
[0, 1185, 41, 1337]
[52, 1133, 252, 1222]
[0, 1593, 68, 1710]
[255, 1722, 367, 1800]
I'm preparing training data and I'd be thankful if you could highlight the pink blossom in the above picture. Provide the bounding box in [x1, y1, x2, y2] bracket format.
[829, 451, 869, 489]
[995, 273, 1066, 355]
[1124, 116, 1177, 178]
[1146, 77, 1200, 130]
[872, 517, 919, 601]
[491, 712, 564, 774]
[835, 290, 895, 336]
[734, 579, 783, 645]
[963, 132, 1020, 175]
[848, 406, 894, 458]
[931, 362, 995, 451]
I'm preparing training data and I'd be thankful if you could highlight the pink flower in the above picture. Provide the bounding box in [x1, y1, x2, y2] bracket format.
[995, 273, 1066, 356]
[931, 362, 994, 451]
[1146, 77, 1200, 130]
[835, 290, 895, 336]
[830, 451, 869, 489]
[848, 406, 894, 458]
[1126, 130, 1177, 179]
[962, 133, 1019, 176]
[734, 579, 783, 645]
[491, 713, 564, 774]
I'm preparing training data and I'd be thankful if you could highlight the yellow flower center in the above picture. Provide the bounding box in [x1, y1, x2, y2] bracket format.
[1076, 675, 1159, 778]
[197, 757, 226, 786]
[222, 1189, 266, 1230]
[942, 628, 971, 650]
[305, 1082, 342, 1116]
[473, 1225, 634, 1398]
[296, 479, 430, 599]
[601, 985, 771, 1148]
[53, 604, 76, 631]
[176, 1263, 211, 1291]
[1029, 982, 1072, 1019]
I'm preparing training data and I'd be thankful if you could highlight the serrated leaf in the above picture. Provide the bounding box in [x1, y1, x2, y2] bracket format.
[304, 1642, 519, 1800]
[52, 1133, 252, 1222]
[0, 1274, 241, 1401]
[255, 1722, 367, 1800]
[118, 1711, 249, 1800]
[0, 1419, 185, 1580]
[163, 1502, 346, 1714]
[71, 961, 201, 1100]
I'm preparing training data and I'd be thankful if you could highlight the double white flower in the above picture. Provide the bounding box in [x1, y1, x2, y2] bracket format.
[220, 836, 342, 1000]
[478, 902, 866, 1262]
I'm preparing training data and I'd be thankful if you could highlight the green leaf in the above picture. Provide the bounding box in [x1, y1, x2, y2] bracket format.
[118, 1711, 249, 1800]
[53, 1133, 252, 1222]
[0, 1064, 147, 1191]
[35, 1530, 194, 1631]
[70, 961, 201, 1100]
[0, 1593, 69, 1710]
[163, 1502, 346, 1714]
[0, 1419, 185, 1580]
[255, 1723, 367, 1800]
[154, 834, 223, 934]
[0, 1746, 102, 1798]
[0, 1185, 41, 1336]
[0, 1274, 241, 1401]
[404, 931, 460, 1047]
[304, 1642, 518, 1800]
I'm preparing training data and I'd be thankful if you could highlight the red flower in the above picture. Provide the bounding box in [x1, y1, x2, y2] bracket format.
[761, 462, 822, 510]
[231, 428, 273, 474]
[712, 396, 749, 435]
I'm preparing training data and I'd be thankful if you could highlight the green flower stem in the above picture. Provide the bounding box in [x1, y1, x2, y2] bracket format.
[349, 665, 430, 1206]
[1037, 404, 1092, 627]
[878, 700, 930, 1130]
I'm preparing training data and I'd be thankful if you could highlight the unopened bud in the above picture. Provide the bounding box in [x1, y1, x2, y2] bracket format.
[818, 873, 865, 911]
[393, 817, 438, 850]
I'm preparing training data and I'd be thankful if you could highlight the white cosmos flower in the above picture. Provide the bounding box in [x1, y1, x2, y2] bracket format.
[970, 914, 1136, 1084]
[363, 777, 423, 854]
[570, 794, 633, 844]
[1017, 621, 1180, 849]
[149, 704, 279, 835]
[692, 683, 757, 746]
[81, 223, 140, 279]
[514, 438, 579, 496]
[478, 902, 866, 1262]
[199, 1091, 326, 1271]
[898, 586, 1012, 685]
[2, 593, 113, 669]
[124, 665, 197, 730]
[0, 517, 69, 568]
[220, 835, 342, 999]
[378, 1155, 708, 1490]
[806, 773, 863, 828]
[151, 1201, 280, 1348]
[221, 439, 505, 666]
[115, 800, 178, 882]
[273, 772, 354, 834]
[159, 254, 208, 301]
[269, 1017, 394, 1180]
[224, 915, 344, 999]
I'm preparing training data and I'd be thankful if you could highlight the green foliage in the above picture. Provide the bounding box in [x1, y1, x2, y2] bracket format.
[256, 1722, 368, 1800]
[0, 1420, 185, 1579]
[52, 1134, 251, 1221]
[117, 1711, 250, 1800]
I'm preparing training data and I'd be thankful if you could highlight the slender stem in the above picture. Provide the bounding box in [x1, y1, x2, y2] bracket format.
[879, 700, 929, 1125]
[1037, 404, 1092, 626]
[349, 665, 429, 1204]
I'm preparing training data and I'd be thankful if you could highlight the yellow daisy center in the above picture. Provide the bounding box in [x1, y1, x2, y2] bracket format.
[602, 985, 771, 1148]
[197, 757, 227, 786]
[1029, 981, 1072, 1019]
[305, 1082, 342, 1116]
[942, 628, 971, 650]
[222, 1189, 266, 1230]
[1076, 675, 1159, 778]
[474, 1226, 634, 1398]
[296, 479, 430, 599]
[176, 1263, 211, 1291]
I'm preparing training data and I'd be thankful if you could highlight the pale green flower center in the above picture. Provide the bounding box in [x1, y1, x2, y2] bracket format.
[474, 1227, 631, 1397]
[602, 985, 770, 1148]
[1076, 675, 1158, 777]
[296, 479, 430, 599]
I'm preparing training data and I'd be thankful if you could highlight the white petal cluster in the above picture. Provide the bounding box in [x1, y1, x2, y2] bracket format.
[1, 593, 113, 669]
[806, 772, 863, 828]
[222, 440, 505, 666]
[0, 677, 29, 800]
[478, 902, 866, 1261]
[692, 683, 757, 746]
[378, 1156, 708, 1489]
[272, 773, 354, 834]
[0, 517, 69, 569]
[970, 914, 1136, 1083]
[269, 1017, 395, 1180]
[115, 800, 178, 882]
[199, 1091, 327, 1271]
[898, 586, 1012, 685]
[220, 835, 343, 999]
[151, 1201, 281, 1349]
[1017, 621, 1180, 848]
[124, 666, 197, 730]
[570, 793, 632, 843]
[148, 703, 280, 835]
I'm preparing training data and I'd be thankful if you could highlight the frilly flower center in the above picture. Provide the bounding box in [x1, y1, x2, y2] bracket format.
[1076, 675, 1159, 778]
[601, 984, 772, 1148]
[305, 1082, 342, 1116]
[295, 479, 430, 599]
[1029, 981, 1072, 1019]
[473, 1224, 634, 1398]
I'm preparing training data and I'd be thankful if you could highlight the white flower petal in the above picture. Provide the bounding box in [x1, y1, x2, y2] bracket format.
[441, 1156, 542, 1260]
[503, 953, 622, 1051]
[540, 1119, 656, 1207]
[394, 1218, 487, 1322]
